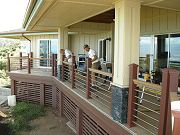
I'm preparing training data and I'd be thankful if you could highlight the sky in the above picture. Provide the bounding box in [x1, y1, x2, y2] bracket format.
[0, 0, 29, 32]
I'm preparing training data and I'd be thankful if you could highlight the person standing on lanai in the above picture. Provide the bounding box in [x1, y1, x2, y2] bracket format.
[84, 44, 100, 89]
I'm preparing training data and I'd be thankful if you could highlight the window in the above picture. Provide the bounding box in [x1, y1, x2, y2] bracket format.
[139, 36, 154, 73]
[39, 39, 58, 67]
[98, 39, 108, 61]
[169, 34, 180, 70]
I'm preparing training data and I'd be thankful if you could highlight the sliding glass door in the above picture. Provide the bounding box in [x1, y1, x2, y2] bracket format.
[39, 39, 58, 67]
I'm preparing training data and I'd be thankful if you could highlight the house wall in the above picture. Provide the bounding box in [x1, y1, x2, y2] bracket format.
[69, 22, 114, 62]
[20, 34, 58, 58]
[141, 6, 180, 35]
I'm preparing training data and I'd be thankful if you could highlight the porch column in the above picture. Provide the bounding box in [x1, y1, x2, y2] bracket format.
[58, 27, 69, 65]
[111, 0, 140, 123]
[57, 27, 68, 80]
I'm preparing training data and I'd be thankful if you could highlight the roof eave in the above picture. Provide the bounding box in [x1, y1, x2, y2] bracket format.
[23, 0, 44, 30]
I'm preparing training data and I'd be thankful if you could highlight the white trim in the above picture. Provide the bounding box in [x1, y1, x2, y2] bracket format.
[24, 0, 44, 30]
[111, 82, 129, 88]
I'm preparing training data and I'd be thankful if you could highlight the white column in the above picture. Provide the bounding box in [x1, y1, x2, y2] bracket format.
[113, 0, 140, 87]
[58, 27, 69, 64]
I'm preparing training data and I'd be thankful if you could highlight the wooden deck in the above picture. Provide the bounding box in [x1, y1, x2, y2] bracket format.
[8, 69, 160, 135]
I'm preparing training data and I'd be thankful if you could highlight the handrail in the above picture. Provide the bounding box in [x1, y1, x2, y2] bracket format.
[133, 79, 162, 91]
[62, 61, 73, 66]
[9, 56, 52, 61]
[9, 56, 28, 59]
[88, 68, 113, 77]
[30, 57, 52, 60]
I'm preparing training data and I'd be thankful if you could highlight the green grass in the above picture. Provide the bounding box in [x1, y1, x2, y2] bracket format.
[9, 102, 45, 134]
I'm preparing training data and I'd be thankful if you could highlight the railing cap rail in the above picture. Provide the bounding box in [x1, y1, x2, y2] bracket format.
[88, 68, 113, 78]
[133, 79, 162, 91]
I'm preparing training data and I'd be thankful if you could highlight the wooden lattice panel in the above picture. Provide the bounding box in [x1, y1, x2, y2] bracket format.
[16, 81, 28, 101]
[82, 112, 109, 135]
[63, 95, 77, 128]
[44, 85, 53, 106]
[15, 81, 40, 103]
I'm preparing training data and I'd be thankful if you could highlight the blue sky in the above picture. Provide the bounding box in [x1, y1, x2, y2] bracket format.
[0, 0, 29, 32]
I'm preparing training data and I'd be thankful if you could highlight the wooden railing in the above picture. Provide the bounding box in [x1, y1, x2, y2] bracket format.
[128, 63, 180, 135]
[7, 52, 58, 76]
[61, 57, 113, 110]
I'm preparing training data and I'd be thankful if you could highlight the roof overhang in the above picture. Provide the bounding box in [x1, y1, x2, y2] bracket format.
[0, 29, 58, 39]
[24, 0, 115, 31]
[24, 0, 180, 31]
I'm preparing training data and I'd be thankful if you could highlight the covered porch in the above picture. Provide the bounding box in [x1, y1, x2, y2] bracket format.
[8, 0, 180, 135]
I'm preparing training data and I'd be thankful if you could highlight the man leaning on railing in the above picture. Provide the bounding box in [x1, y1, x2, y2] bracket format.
[60, 49, 73, 63]
[84, 44, 101, 89]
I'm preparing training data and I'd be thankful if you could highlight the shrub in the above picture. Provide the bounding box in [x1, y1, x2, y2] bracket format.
[9, 102, 45, 134]
[0, 61, 6, 70]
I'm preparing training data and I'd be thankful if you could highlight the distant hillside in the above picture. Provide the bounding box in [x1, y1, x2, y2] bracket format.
[0, 38, 20, 60]
[0, 38, 20, 86]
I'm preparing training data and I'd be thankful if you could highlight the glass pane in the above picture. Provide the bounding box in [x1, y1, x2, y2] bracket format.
[50, 39, 58, 55]
[139, 36, 154, 76]
[39, 40, 49, 66]
[154, 35, 169, 70]
[169, 34, 180, 70]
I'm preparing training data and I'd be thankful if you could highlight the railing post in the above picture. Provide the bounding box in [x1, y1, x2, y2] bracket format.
[76, 108, 83, 135]
[19, 52, 22, 70]
[28, 53, 31, 74]
[11, 80, 16, 95]
[54, 54, 58, 77]
[7, 53, 10, 72]
[167, 69, 180, 135]
[30, 52, 33, 68]
[61, 55, 65, 81]
[127, 63, 138, 127]
[158, 69, 170, 135]
[52, 54, 55, 76]
[86, 58, 92, 99]
[71, 56, 76, 88]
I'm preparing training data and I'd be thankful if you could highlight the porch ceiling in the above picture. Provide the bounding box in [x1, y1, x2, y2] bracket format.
[26, 0, 114, 31]
[142, 0, 180, 11]
[25, 0, 180, 31]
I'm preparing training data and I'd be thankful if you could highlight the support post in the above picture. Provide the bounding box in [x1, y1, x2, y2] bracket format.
[167, 69, 180, 135]
[11, 80, 16, 95]
[19, 52, 22, 70]
[158, 69, 170, 135]
[61, 55, 65, 81]
[127, 63, 138, 127]
[40, 83, 45, 106]
[54, 54, 58, 77]
[30, 52, 33, 68]
[7, 53, 10, 72]
[71, 56, 76, 89]
[28, 53, 31, 74]
[52, 54, 55, 76]
[76, 108, 83, 135]
[86, 58, 92, 99]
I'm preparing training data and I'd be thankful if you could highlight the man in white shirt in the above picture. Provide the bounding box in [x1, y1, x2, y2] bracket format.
[60, 49, 73, 63]
[84, 45, 100, 88]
